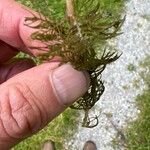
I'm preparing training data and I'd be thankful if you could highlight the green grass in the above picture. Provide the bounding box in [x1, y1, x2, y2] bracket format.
[17, 0, 125, 19]
[125, 56, 150, 150]
[14, 0, 125, 149]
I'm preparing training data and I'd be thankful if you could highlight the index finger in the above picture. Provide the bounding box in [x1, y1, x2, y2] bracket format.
[0, 0, 44, 56]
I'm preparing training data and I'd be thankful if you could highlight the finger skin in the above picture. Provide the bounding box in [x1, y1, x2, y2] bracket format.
[0, 58, 35, 83]
[0, 0, 44, 56]
[0, 63, 89, 149]
[0, 0, 29, 48]
[0, 63, 60, 150]
[0, 40, 18, 63]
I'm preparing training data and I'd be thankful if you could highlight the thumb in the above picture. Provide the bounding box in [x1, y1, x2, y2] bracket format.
[0, 63, 89, 149]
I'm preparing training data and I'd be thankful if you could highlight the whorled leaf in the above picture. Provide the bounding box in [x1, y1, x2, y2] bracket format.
[25, 0, 124, 128]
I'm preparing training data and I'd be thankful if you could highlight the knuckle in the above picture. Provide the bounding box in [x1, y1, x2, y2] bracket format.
[0, 82, 45, 139]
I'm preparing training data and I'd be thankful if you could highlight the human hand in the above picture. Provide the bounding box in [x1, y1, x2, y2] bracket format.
[0, 0, 89, 149]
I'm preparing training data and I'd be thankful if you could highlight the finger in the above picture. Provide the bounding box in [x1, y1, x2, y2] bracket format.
[0, 40, 19, 63]
[0, 0, 47, 56]
[0, 63, 89, 149]
[0, 58, 35, 84]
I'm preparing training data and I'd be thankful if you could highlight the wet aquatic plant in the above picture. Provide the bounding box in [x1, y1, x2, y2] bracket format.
[25, 0, 124, 128]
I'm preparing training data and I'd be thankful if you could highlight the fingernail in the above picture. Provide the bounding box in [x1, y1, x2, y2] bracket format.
[51, 64, 89, 105]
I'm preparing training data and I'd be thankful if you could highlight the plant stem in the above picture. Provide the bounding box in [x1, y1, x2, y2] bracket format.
[66, 0, 83, 39]
[66, 0, 75, 22]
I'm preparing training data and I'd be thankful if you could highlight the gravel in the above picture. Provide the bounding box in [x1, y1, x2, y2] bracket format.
[65, 0, 150, 149]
